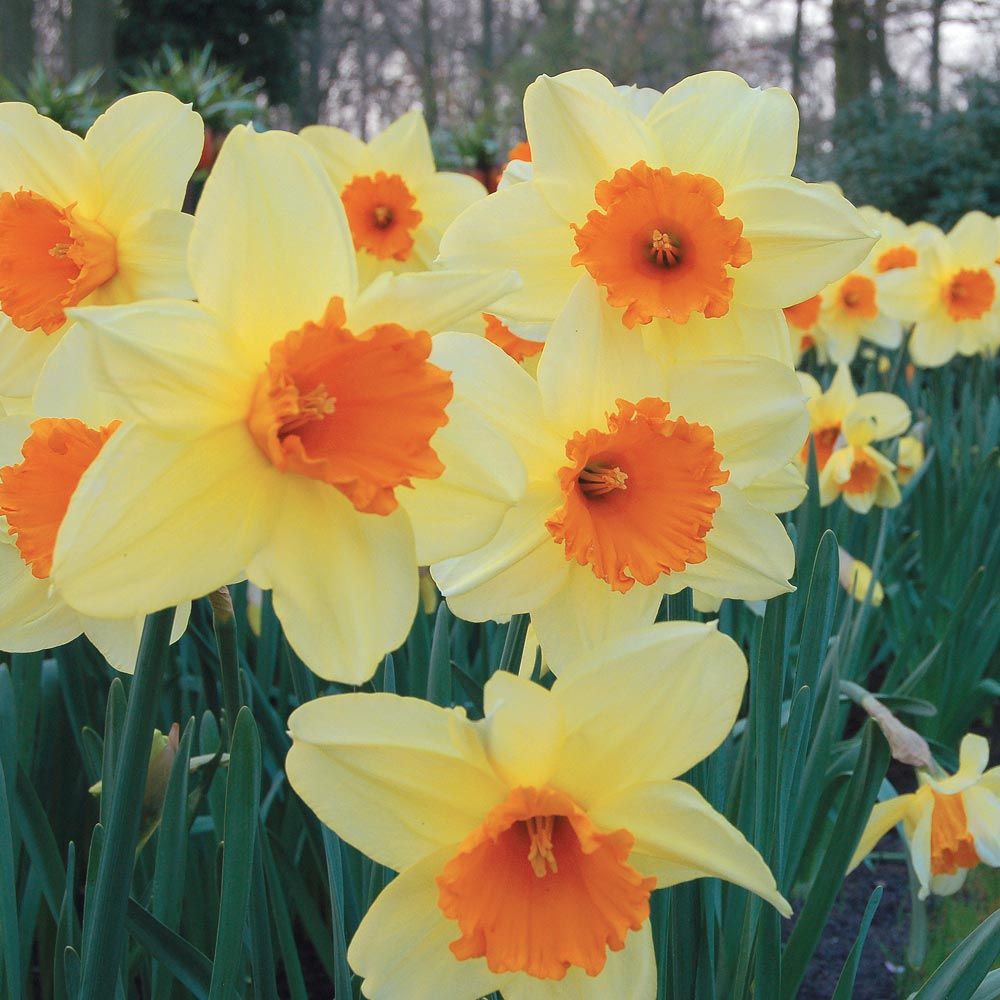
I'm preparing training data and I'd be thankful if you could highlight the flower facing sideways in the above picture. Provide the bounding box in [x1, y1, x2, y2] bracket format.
[850, 734, 999, 899]
[0, 93, 203, 396]
[440, 69, 875, 365]
[286, 622, 790, 1000]
[36, 126, 523, 684]
[301, 110, 486, 287]
[0, 410, 188, 671]
[430, 279, 808, 673]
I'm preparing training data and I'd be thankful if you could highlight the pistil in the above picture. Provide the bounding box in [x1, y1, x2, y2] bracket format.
[578, 462, 628, 496]
[649, 229, 681, 267]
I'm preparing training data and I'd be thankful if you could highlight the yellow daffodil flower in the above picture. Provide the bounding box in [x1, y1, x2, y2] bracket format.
[837, 547, 884, 606]
[439, 69, 875, 365]
[798, 364, 911, 474]
[35, 126, 524, 684]
[850, 734, 1000, 899]
[862, 207, 941, 276]
[896, 433, 925, 485]
[287, 622, 790, 999]
[430, 279, 807, 673]
[0, 93, 203, 398]
[301, 110, 486, 288]
[879, 211, 1000, 367]
[0, 408, 189, 672]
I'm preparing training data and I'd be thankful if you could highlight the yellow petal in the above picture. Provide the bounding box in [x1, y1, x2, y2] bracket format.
[661, 355, 807, 487]
[81, 603, 190, 675]
[287, 698, 505, 869]
[249, 482, 417, 684]
[369, 109, 436, 181]
[844, 392, 911, 446]
[645, 71, 797, 187]
[0, 102, 99, 210]
[437, 180, 578, 323]
[0, 540, 81, 651]
[0, 314, 64, 399]
[725, 177, 877, 308]
[948, 210, 999, 264]
[347, 849, 502, 1000]
[84, 92, 203, 233]
[481, 671, 564, 788]
[848, 794, 916, 872]
[53, 423, 280, 618]
[552, 622, 747, 799]
[529, 565, 661, 676]
[909, 801, 933, 899]
[190, 126, 357, 364]
[743, 463, 807, 514]
[113, 209, 195, 301]
[910, 314, 962, 368]
[589, 779, 791, 916]
[962, 786, 1000, 866]
[299, 123, 369, 187]
[524, 69, 650, 222]
[411, 171, 486, 240]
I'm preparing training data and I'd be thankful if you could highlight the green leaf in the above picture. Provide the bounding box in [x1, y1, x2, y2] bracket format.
[0, 755, 22, 999]
[207, 706, 261, 1000]
[970, 969, 1000, 1000]
[126, 899, 211, 999]
[53, 840, 79, 1000]
[14, 764, 66, 919]
[909, 908, 1000, 1000]
[426, 602, 453, 706]
[830, 885, 882, 1000]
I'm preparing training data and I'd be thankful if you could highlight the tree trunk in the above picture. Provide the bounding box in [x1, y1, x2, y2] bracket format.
[480, 0, 495, 132]
[928, 0, 945, 112]
[69, 0, 115, 81]
[790, 0, 806, 105]
[831, 0, 871, 111]
[0, 0, 33, 82]
[419, 0, 438, 131]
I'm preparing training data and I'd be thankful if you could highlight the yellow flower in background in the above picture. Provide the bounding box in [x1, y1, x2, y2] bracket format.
[783, 294, 821, 362]
[837, 547, 884, 606]
[0, 93, 203, 398]
[850, 734, 1000, 899]
[36, 126, 524, 684]
[861, 206, 941, 276]
[0, 410, 189, 672]
[798, 364, 911, 473]
[430, 279, 807, 673]
[287, 623, 790, 999]
[879, 211, 1000, 367]
[440, 70, 875, 365]
[896, 433, 925, 485]
[301, 110, 486, 288]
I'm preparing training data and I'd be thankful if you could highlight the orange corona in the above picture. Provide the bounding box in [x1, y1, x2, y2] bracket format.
[929, 791, 980, 876]
[247, 296, 452, 515]
[840, 448, 881, 495]
[437, 786, 655, 980]
[483, 313, 544, 363]
[0, 190, 117, 333]
[340, 172, 422, 261]
[784, 295, 821, 332]
[875, 244, 918, 273]
[0, 417, 121, 578]
[942, 268, 995, 321]
[837, 274, 878, 320]
[571, 162, 751, 328]
[546, 397, 728, 593]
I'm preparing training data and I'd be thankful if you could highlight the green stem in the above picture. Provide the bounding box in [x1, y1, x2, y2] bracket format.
[210, 587, 242, 748]
[79, 607, 174, 998]
[497, 614, 529, 673]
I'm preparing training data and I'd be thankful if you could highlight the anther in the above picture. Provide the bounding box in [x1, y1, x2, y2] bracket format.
[578, 463, 629, 497]
[279, 382, 337, 436]
[525, 815, 558, 878]
[49, 243, 71, 258]
[373, 205, 394, 229]
[649, 229, 681, 267]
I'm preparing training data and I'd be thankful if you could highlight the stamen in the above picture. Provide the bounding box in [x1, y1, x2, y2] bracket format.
[279, 382, 336, 437]
[578, 462, 628, 496]
[49, 243, 71, 258]
[525, 815, 558, 878]
[373, 204, 394, 229]
[649, 229, 681, 267]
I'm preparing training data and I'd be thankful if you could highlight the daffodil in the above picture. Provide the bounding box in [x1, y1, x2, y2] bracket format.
[0, 93, 203, 398]
[896, 433, 925, 485]
[36, 125, 523, 684]
[430, 279, 807, 672]
[300, 110, 486, 288]
[837, 547, 884, 606]
[798, 365, 911, 474]
[879, 211, 1000, 367]
[0, 409, 189, 671]
[783, 294, 821, 362]
[862, 207, 941, 275]
[439, 69, 875, 365]
[482, 313, 545, 373]
[850, 733, 999, 899]
[286, 622, 790, 999]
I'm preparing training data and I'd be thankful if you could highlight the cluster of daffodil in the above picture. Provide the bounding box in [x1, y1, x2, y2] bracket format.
[0, 69, 994, 996]
[784, 204, 1000, 368]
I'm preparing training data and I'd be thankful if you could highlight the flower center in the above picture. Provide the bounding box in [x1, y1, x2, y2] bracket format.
[482, 313, 544, 363]
[801, 423, 841, 471]
[783, 294, 821, 332]
[247, 296, 452, 515]
[840, 447, 881, 495]
[838, 274, 878, 319]
[942, 268, 995, 321]
[0, 190, 117, 334]
[340, 172, 422, 262]
[570, 161, 751, 329]
[930, 791, 980, 877]
[875, 244, 918, 273]
[0, 417, 120, 578]
[546, 397, 728, 593]
[436, 786, 655, 981]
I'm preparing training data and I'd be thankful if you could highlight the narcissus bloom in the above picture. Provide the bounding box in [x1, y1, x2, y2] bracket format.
[301, 111, 486, 287]
[37, 126, 523, 683]
[896, 433, 925, 485]
[440, 70, 875, 364]
[879, 211, 1000, 367]
[850, 734, 999, 899]
[431, 279, 807, 672]
[861, 207, 940, 276]
[784, 295, 821, 361]
[0, 410, 188, 671]
[482, 313, 545, 372]
[0, 93, 203, 397]
[837, 547, 884, 606]
[287, 623, 790, 999]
